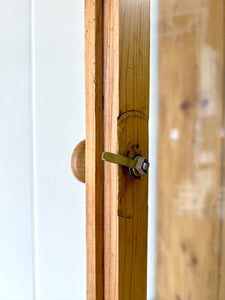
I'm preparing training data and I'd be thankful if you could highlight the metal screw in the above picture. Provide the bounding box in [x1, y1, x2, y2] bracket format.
[142, 161, 150, 173]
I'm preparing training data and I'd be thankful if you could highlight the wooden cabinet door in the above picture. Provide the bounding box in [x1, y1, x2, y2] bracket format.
[82, 1, 225, 299]
[85, 1, 150, 299]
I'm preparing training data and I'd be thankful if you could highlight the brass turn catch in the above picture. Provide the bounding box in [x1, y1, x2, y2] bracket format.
[102, 152, 149, 179]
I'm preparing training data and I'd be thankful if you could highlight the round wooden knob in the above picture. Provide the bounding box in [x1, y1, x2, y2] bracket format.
[71, 140, 85, 183]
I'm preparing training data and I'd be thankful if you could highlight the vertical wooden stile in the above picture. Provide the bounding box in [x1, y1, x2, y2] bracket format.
[103, 1, 150, 299]
[85, 1, 104, 299]
[156, 1, 225, 299]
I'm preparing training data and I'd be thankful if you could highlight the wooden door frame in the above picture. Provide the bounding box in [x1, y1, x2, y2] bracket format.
[85, 1, 150, 299]
[85, 1, 104, 299]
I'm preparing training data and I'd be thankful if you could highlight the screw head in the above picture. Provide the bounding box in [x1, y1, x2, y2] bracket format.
[142, 161, 150, 173]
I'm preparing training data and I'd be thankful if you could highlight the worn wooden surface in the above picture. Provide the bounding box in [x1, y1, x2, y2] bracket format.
[85, 0, 104, 299]
[103, 0, 150, 299]
[156, 0, 225, 299]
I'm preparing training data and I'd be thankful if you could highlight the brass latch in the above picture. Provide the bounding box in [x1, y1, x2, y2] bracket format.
[102, 152, 149, 179]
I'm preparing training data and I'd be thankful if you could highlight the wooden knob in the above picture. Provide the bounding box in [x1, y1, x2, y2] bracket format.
[71, 140, 85, 183]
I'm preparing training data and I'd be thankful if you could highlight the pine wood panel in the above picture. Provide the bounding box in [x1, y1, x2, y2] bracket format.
[85, 1, 104, 299]
[103, 1, 150, 299]
[156, 1, 225, 299]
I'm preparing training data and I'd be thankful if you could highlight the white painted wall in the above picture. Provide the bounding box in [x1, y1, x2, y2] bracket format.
[148, 1, 158, 299]
[33, 1, 86, 299]
[0, 1, 34, 299]
[0, 0, 86, 299]
[0, 1, 157, 299]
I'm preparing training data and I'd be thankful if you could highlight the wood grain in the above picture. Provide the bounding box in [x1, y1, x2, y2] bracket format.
[85, 0, 104, 299]
[71, 140, 85, 183]
[103, 1, 150, 299]
[156, 1, 225, 299]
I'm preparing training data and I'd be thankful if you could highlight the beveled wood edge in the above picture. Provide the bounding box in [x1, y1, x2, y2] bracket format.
[85, 0, 104, 299]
